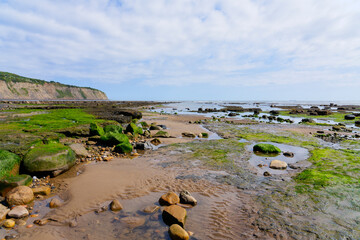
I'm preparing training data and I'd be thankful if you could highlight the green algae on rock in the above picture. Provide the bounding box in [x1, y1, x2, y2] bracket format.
[104, 124, 123, 134]
[253, 143, 281, 154]
[0, 150, 21, 179]
[0, 174, 32, 194]
[125, 122, 143, 135]
[90, 123, 105, 136]
[23, 142, 76, 176]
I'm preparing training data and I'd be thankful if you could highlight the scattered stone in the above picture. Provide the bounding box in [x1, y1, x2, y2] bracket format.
[179, 190, 197, 206]
[0, 204, 10, 220]
[162, 205, 187, 227]
[6, 186, 34, 206]
[169, 224, 189, 240]
[34, 218, 49, 226]
[8, 206, 29, 218]
[159, 192, 180, 206]
[110, 199, 123, 211]
[300, 118, 315, 124]
[103, 156, 113, 161]
[3, 219, 15, 228]
[32, 186, 51, 196]
[263, 171, 271, 176]
[270, 160, 288, 169]
[181, 132, 196, 138]
[49, 198, 62, 208]
[143, 205, 160, 214]
[69, 143, 89, 157]
[283, 151, 294, 157]
[150, 138, 162, 146]
[121, 216, 146, 228]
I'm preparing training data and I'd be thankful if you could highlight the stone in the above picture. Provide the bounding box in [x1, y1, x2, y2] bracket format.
[270, 160, 288, 169]
[0, 204, 10, 220]
[0, 175, 32, 194]
[49, 198, 62, 208]
[283, 151, 294, 157]
[263, 171, 271, 176]
[32, 186, 51, 196]
[125, 122, 143, 135]
[355, 121, 360, 127]
[301, 118, 315, 124]
[23, 142, 76, 176]
[143, 205, 160, 214]
[34, 218, 49, 226]
[159, 192, 180, 206]
[6, 186, 34, 206]
[69, 143, 89, 157]
[89, 123, 104, 136]
[153, 131, 170, 138]
[181, 132, 196, 138]
[162, 205, 187, 227]
[110, 199, 123, 211]
[253, 143, 281, 154]
[344, 114, 356, 120]
[121, 216, 145, 228]
[8, 206, 29, 218]
[16, 219, 27, 226]
[150, 125, 161, 130]
[179, 191, 197, 206]
[0, 150, 21, 179]
[150, 138, 162, 146]
[169, 224, 189, 240]
[3, 219, 15, 228]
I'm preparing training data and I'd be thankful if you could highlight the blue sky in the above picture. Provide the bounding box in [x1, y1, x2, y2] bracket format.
[1, 0, 360, 101]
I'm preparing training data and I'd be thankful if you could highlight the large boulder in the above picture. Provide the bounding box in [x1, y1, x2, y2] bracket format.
[23, 142, 76, 176]
[89, 123, 104, 136]
[253, 143, 281, 154]
[114, 142, 133, 154]
[125, 122, 143, 135]
[6, 186, 34, 206]
[162, 205, 187, 227]
[0, 150, 21, 179]
[100, 132, 130, 146]
[169, 224, 189, 240]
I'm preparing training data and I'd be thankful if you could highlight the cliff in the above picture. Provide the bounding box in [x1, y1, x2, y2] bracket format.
[0, 72, 108, 100]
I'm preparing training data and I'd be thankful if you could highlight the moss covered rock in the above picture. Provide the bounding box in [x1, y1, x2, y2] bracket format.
[114, 142, 133, 153]
[23, 142, 76, 176]
[104, 124, 123, 134]
[253, 143, 281, 154]
[0, 174, 32, 194]
[125, 122, 143, 135]
[0, 150, 21, 180]
[90, 123, 104, 136]
[100, 132, 129, 146]
[154, 130, 170, 138]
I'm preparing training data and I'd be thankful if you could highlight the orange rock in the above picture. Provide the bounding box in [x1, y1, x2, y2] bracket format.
[162, 205, 187, 227]
[159, 192, 180, 206]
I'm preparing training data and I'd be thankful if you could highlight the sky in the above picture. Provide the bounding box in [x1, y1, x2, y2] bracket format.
[0, 0, 360, 101]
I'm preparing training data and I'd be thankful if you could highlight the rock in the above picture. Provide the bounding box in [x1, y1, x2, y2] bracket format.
[114, 142, 133, 154]
[34, 218, 49, 226]
[270, 160, 288, 169]
[69, 143, 89, 157]
[159, 192, 180, 206]
[104, 124, 123, 134]
[153, 131, 170, 138]
[114, 109, 142, 121]
[269, 110, 279, 115]
[150, 138, 162, 146]
[355, 121, 360, 126]
[0, 204, 10, 220]
[169, 224, 189, 240]
[23, 142, 76, 176]
[181, 132, 196, 138]
[263, 171, 271, 176]
[103, 156, 113, 161]
[283, 152, 294, 157]
[150, 125, 161, 130]
[125, 122, 143, 135]
[89, 123, 104, 136]
[143, 205, 160, 214]
[8, 206, 29, 218]
[121, 216, 145, 228]
[100, 132, 131, 146]
[49, 198, 62, 208]
[16, 219, 27, 226]
[6, 186, 34, 206]
[32, 186, 51, 196]
[317, 130, 325, 134]
[3, 219, 15, 228]
[200, 132, 209, 138]
[0, 150, 21, 179]
[0, 175, 32, 195]
[162, 205, 187, 227]
[179, 190, 197, 206]
[110, 199, 123, 211]
[253, 143, 281, 154]
[158, 124, 167, 129]
[344, 114, 356, 120]
[301, 118, 315, 123]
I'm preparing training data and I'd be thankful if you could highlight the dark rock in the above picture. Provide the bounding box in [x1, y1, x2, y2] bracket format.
[283, 152, 294, 157]
[179, 190, 197, 206]
[263, 171, 271, 176]
[345, 114, 356, 120]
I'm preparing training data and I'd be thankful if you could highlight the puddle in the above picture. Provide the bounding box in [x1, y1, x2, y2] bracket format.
[246, 142, 309, 175]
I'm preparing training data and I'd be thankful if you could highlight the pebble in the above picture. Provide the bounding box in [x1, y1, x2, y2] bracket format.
[3, 219, 15, 228]
[26, 224, 33, 228]
[110, 199, 123, 211]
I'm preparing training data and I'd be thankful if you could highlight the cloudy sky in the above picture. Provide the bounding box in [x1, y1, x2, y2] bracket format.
[1, 0, 360, 101]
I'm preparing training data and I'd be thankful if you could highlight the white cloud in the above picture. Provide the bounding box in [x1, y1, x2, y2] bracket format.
[0, 0, 360, 88]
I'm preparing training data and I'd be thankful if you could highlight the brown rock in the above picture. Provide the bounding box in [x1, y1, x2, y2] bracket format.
[143, 205, 160, 214]
[150, 138, 162, 146]
[34, 218, 49, 226]
[181, 132, 196, 138]
[162, 205, 187, 227]
[32, 186, 51, 196]
[8, 206, 29, 218]
[110, 199, 123, 211]
[103, 156, 113, 161]
[159, 192, 180, 206]
[6, 186, 34, 206]
[270, 160, 288, 169]
[49, 198, 62, 208]
[121, 216, 145, 228]
[169, 224, 189, 240]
